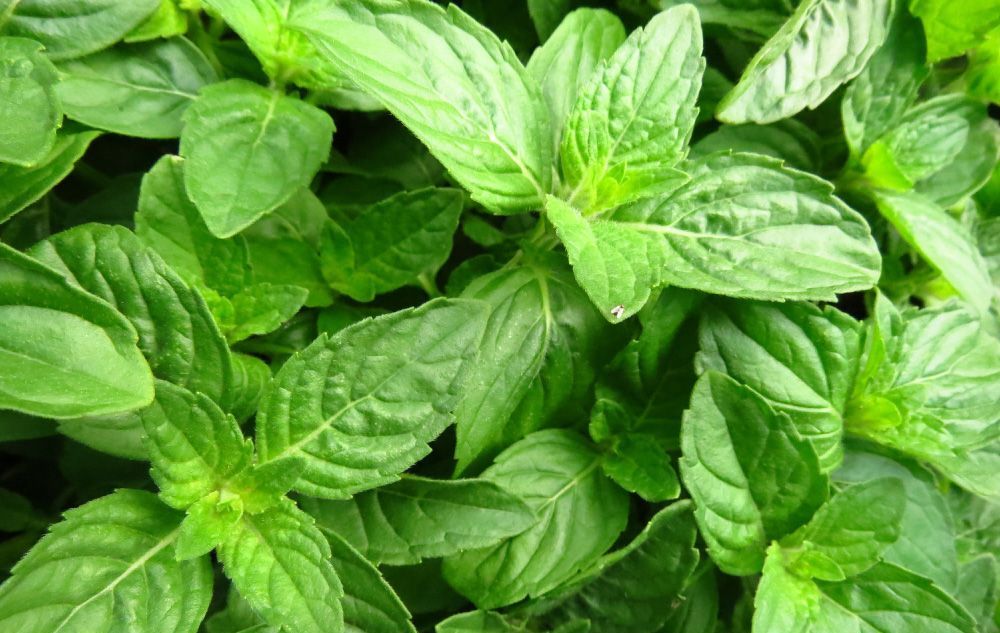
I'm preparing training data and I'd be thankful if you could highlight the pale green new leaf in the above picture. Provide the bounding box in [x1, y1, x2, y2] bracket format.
[717, 0, 893, 124]
[135, 156, 252, 295]
[533, 502, 699, 633]
[753, 552, 976, 633]
[0, 489, 212, 633]
[841, 8, 928, 157]
[301, 476, 535, 566]
[326, 531, 417, 633]
[0, 130, 98, 223]
[0, 241, 153, 419]
[125, 0, 188, 42]
[291, 0, 553, 213]
[139, 381, 252, 511]
[217, 498, 345, 633]
[321, 188, 464, 302]
[560, 5, 703, 212]
[909, 0, 1000, 61]
[874, 191, 994, 314]
[207, 282, 309, 343]
[0, 0, 160, 60]
[444, 430, 629, 609]
[175, 492, 244, 561]
[454, 256, 620, 472]
[782, 478, 905, 580]
[526, 9, 626, 150]
[0, 37, 61, 167]
[257, 299, 487, 498]
[680, 372, 827, 576]
[180, 79, 335, 237]
[56, 37, 218, 139]
[697, 299, 864, 471]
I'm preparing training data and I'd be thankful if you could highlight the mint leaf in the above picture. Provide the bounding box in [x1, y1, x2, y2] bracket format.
[321, 188, 464, 301]
[257, 299, 487, 498]
[698, 299, 864, 471]
[443, 430, 629, 609]
[302, 476, 535, 566]
[559, 5, 703, 211]
[910, 0, 1000, 62]
[691, 120, 821, 170]
[175, 491, 244, 561]
[0, 490, 211, 633]
[680, 371, 827, 576]
[0, 241, 153, 419]
[56, 37, 217, 139]
[217, 498, 345, 633]
[0, 37, 61, 167]
[180, 79, 334, 238]
[293, 0, 553, 213]
[717, 0, 893, 123]
[526, 9, 626, 149]
[0, 0, 160, 60]
[139, 381, 252, 511]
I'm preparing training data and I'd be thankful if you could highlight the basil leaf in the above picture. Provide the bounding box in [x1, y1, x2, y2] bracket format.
[0, 130, 99, 223]
[0, 37, 61, 167]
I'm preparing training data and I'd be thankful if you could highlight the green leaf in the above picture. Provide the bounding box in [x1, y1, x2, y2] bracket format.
[301, 476, 535, 566]
[0, 241, 153, 419]
[691, 120, 821, 171]
[209, 282, 309, 343]
[835, 444, 959, 591]
[0, 410, 56, 442]
[657, 0, 789, 39]
[136, 156, 252, 295]
[717, 0, 893, 124]
[781, 478, 905, 580]
[436, 611, 526, 633]
[0, 37, 61, 167]
[0, 130, 99, 224]
[909, 0, 1000, 61]
[139, 381, 252, 510]
[227, 352, 271, 423]
[659, 560, 719, 633]
[841, 8, 928, 157]
[125, 0, 188, 42]
[175, 491, 244, 560]
[532, 502, 699, 633]
[954, 554, 999, 633]
[321, 188, 464, 302]
[227, 457, 306, 515]
[527, 0, 574, 40]
[915, 115, 999, 208]
[0, 489, 212, 633]
[679, 371, 828, 576]
[0, 0, 161, 60]
[443, 430, 629, 609]
[257, 299, 487, 498]
[217, 498, 345, 633]
[862, 95, 980, 188]
[753, 553, 977, 633]
[874, 191, 994, 314]
[454, 256, 620, 472]
[526, 9, 626, 150]
[600, 433, 680, 502]
[326, 531, 418, 633]
[291, 0, 553, 213]
[30, 224, 236, 408]
[552, 153, 881, 319]
[697, 299, 864, 471]
[559, 5, 703, 212]
[56, 37, 218, 139]
[203, 587, 278, 633]
[180, 79, 335, 237]
[0, 488, 42, 532]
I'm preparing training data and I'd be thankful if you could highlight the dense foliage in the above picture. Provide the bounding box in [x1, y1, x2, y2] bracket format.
[1, 0, 999, 632]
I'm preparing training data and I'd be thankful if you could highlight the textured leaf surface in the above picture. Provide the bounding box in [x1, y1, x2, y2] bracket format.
[180, 79, 334, 237]
[874, 191, 994, 314]
[534, 502, 699, 633]
[218, 498, 345, 633]
[56, 37, 217, 139]
[303, 476, 534, 565]
[0, 37, 61, 167]
[698, 299, 863, 470]
[717, 0, 893, 123]
[0, 0, 160, 60]
[444, 430, 629, 609]
[0, 489, 211, 633]
[322, 188, 464, 301]
[0, 241, 152, 419]
[292, 0, 553, 213]
[559, 5, 703, 211]
[140, 381, 251, 510]
[257, 299, 487, 498]
[680, 372, 827, 576]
